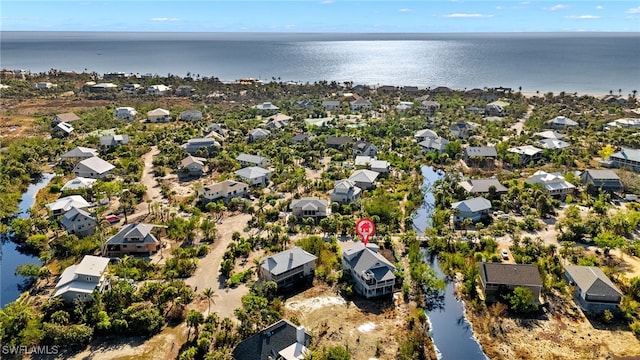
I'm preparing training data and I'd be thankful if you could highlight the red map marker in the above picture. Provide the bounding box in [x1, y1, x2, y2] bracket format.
[356, 218, 375, 245]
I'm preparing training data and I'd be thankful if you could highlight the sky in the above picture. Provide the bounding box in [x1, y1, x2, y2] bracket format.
[1, 1, 640, 32]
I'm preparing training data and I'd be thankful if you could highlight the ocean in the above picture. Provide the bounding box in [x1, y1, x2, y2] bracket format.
[1, 31, 639, 94]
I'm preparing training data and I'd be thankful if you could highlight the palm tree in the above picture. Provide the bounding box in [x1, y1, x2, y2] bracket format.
[186, 309, 204, 339]
[203, 288, 216, 315]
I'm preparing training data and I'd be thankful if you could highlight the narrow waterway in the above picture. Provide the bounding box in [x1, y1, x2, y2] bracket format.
[0, 174, 54, 308]
[413, 165, 487, 360]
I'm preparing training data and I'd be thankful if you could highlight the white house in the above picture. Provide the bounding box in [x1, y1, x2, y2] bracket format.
[396, 101, 414, 112]
[73, 157, 115, 179]
[507, 145, 544, 165]
[329, 179, 362, 204]
[259, 247, 317, 288]
[122, 84, 141, 94]
[46, 195, 91, 217]
[147, 108, 171, 122]
[350, 98, 372, 111]
[370, 159, 390, 174]
[253, 102, 280, 113]
[100, 134, 130, 148]
[414, 129, 438, 142]
[349, 169, 379, 190]
[290, 198, 329, 218]
[248, 128, 271, 142]
[60, 207, 97, 237]
[181, 156, 206, 177]
[114, 107, 138, 121]
[235, 166, 271, 186]
[451, 197, 492, 224]
[53, 255, 110, 303]
[198, 180, 249, 202]
[35, 82, 55, 89]
[60, 177, 97, 192]
[146, 84, 170, 95]
[343, 242, 396, 299]
[60, 147, 98, 161]
[237, 153, 269, 167]
[547, 116, 578, 130]
[52, 122, 74, 138]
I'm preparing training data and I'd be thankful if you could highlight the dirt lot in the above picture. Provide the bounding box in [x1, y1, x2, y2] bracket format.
[284, 284, 411, 360]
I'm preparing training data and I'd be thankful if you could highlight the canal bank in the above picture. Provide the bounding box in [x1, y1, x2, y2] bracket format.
[1, 173, 54, 308]
[413, 165, 487, 359]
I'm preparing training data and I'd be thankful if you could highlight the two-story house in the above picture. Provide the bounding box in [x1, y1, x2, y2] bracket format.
[581, 169, 623, 193]
[237, 153, 269, 168]
[147, 108, 171, 122]
[72, 157, 115, 179]
[104, 223, 160, 257]
[328, 179, 362, 204]
[114, 107, 137, 121]
[198, 180, 249, 202]
[343, 242, 397, 299]
[290, 198, 329, 218]
[60, 207, 97, 237]
[235, 166, 271, 187]
[478, 262, 543, 303]
[259, 247, 317, 289]
[352, 140, 378, 158]
[53, 255, 110, 303]
[451, 197, 492, 224]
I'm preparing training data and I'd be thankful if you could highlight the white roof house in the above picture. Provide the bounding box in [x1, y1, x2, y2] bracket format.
[236, 166, 271, 186]
[114, 107, 137, 121]
[547, 116, 578, 129]
[396, 101, 414, 112]
[248, 128, 271, 142]
[60, 146, 98, 160]
[182, 138, 220, 154]
[604, 118, 640, 131]
[61, 177, 98, 191]
[355, 155, 373, 167]
[348, 169, 380, 190]
[253, 102, 280, 112]
[237, 153, 269, 167]
[100, 134, 130, 147]
[146, 84, 170, 95]
[418, 137, 449, 153]
[53, 122, 74, 137]
[534, 130, 566, 140]
[370, 159, 390, 173]
[147, 108, 171, 122]
[198, 180, 249, 202]
[72, 157, 115, 179]
[329, 179, 362, 204]
[414, 129, 438, 141]
[46, 195, 91, 216]
[451, 197, 492, 223]
[526, 170, 576, 196]
[53, 255, 110, 303]
[538, 138, 570, 150]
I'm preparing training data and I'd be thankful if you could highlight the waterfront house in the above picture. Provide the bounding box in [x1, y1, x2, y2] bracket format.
[182, 138, 220, 155]
[564, 265, 623, 312]
[459, 178, 507, 196]
[237, 153, 269, 167]
[198, 180, 249, 203]
[343, 242, 397, 299]
[114, 107, 137, 121]
[248, 128, 271, 142]
[525, 170, 576, 197]
[419, 100, 440, 115]
[581, 169, 623, 193]
[290, 198, 329, 218]
[180, 110, 203, 122]
[259, 247, 317, 288]
[60, 146, 98, 161]
[72, 157, 115, 179]
[352, 140, 378, 158]
[328, 179, 362, 204]
[418, 137, 449, 153]
[147, 108, 171, 122]
[350, 98, 372, 111]
[451, 197, 492, 224]
[253, 102, 280, 115]
[547, 116, 578, 130]
[414, 129, 438, 142]
[478, 262, 542, 302]
[60, 177, 97, 192]
[235, 166, 271, 187]
[463, 146, 497, 169]
[348, 169, 379, 190]
[46, 195, 91, 217]
[181, 155, 206, 177]
[232, 319, 311, 360]
[53, 112, 80, 125]
[104, 223, 160, 257]
[52, 122, 74, 138]
[53, 255, 110, 303]
[322, 100, 341, 111]
[606, 148, 640, 172]
[326, 136, 354, 149]
[100, 134, 130, 148]
[175, 85, 195, 97]
[60, 207, 97, 237]
[146, 84, 170, 96]
[507, 145, 544, 165]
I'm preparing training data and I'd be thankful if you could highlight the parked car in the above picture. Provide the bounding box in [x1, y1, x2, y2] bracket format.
[501, 249, 509, 260]
[105, 214, 120, 224]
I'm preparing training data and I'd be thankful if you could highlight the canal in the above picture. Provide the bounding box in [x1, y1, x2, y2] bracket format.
[413, 165, 487, 360]
[1, 174, 54, 308]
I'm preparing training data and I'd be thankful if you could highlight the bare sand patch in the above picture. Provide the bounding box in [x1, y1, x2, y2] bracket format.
[285, 296, 346, 312]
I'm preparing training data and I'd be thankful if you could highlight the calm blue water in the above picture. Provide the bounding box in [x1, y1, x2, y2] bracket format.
[0, 174, 53, 308]
[1, 32, 639, 94]
[413, 165, 487, 360]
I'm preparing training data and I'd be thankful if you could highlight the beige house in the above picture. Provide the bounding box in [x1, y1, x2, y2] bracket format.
[290, 198, 329, 218]
[104, 223, 160, 257]
[198, 180, 249, 202]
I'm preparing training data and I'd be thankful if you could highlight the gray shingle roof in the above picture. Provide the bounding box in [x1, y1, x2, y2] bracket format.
[343, 243, 396, 282]
[232, 319, 310, 360]
[459, 179, 507, 193]
[479, 262, 542, 287]
[261, 247, 317, 276]
[565, 265, 623, 300]
[451, 197, 492, 212]
[464, 146, 497, 157]
[105, 223, 158, 246]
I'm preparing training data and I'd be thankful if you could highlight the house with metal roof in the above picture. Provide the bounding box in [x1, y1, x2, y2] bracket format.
[565, 265, 623, 312]
[198, 180, 249, 202]
[290, 198, 329, 218]
[72, 157, 115, 179]
[52, 121, 74, 138]
[114, 107, 137, 121]
[232, 319, 311, 360]
[248, 128, 272, 142]
[100, 134, 130, 147]
[418, 137, 450, 153]
[370, 159, 390, 174]
[451, 197, 492, 224]
[182, 138, 220, 155]
[60, 146, 98, 161]
[534, 130, 566, 140]
[349, 169, 379, 190]
[538, 138, 570, 151]
[606, 148, 640, 172]
[180, 109, 203, 122]
[547, 116, 578, 130]
[104, 223, 160, 257]
[478, 262, 542, 302]
[259, 247, 317, 289]
[147, 108, 171, 122]
[414, 129, 438, 142]
[181, 156, 206, 177]
[459, 178, 507, 196]
[60, 207, 97, 237]
[235, 166, 271, 186]
[146, 84, 170, 96]
[581, 169, 623, 193]
[53, 255, 110, 303]
[61, 177, 97, 192]
[343, 242, 397, 299]
[463, 146, 497, 169]
[329, 179, 362, 204]
[507, 145, 544, 165]
[526, 170, 575, 197]
[46, 195, 91, 217]
[237, 153, 269, 167]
